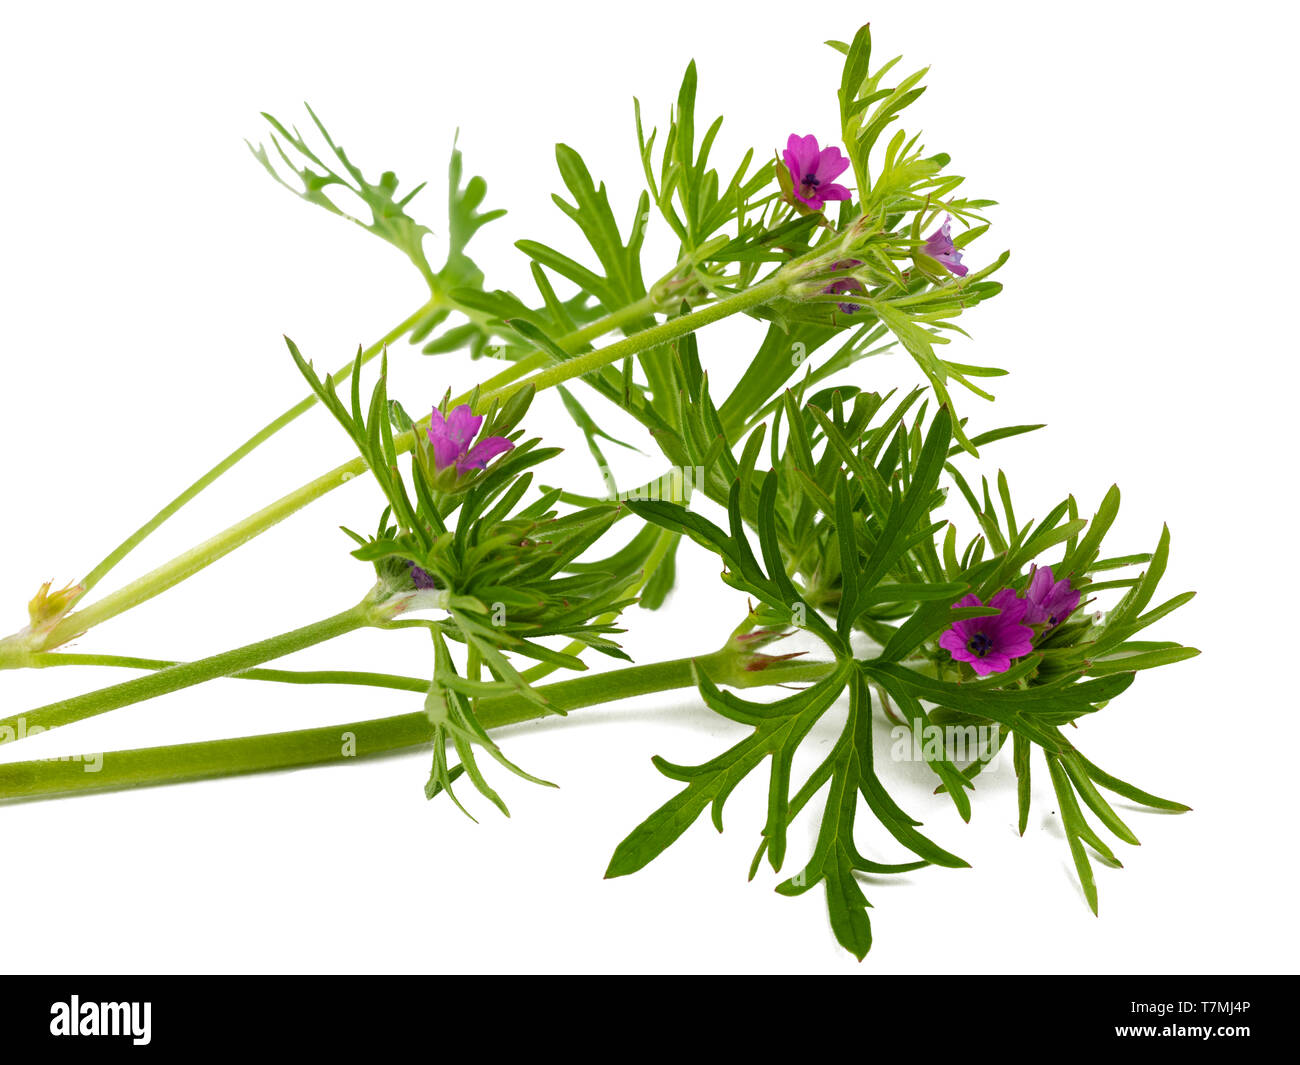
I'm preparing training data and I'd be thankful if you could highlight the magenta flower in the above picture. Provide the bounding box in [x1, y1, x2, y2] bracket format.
[938, 588, 1034, 676]
[1023, 565, 1080, 629]
[782, 134, 852, 211]
[823, 259, 865, 314]
[428, 404, 514, 475]
[825, 278, 865, 313]
[921, 216, 969, 277]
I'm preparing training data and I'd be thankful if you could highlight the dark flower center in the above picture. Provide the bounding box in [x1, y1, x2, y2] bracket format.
[803, 173, 820, 188]
[966, 631, 993, 657]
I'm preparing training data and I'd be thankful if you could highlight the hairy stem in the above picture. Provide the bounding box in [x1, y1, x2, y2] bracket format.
[476, 275, 789, 410]
[32, 463, 375, 655]
[0, 651, 833, 801]
[0, 597, 386, 744]
[29, 653, 433, 692]
[455, 290, 663, 406]
[20, 276, 792, 657]
[79, 298, 442, 596]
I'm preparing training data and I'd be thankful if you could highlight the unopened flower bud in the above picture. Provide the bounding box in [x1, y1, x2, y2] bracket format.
[27, 580, 84, 632]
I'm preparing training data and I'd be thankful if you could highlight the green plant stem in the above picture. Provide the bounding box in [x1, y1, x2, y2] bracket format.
[20, 275, 792, 659]
[475, 274, 789, 410]
[78, 298, 442, 597]
[29, 653, 433, 692]
[456, 290, 663, 406]
[28, 462, 374, 658]
[0, 651, 833, 801]
[75, 288, 661, 603]
[455, 240, 731, 407]
[0, 599, 382, 744]
[14, 293, 651, 661]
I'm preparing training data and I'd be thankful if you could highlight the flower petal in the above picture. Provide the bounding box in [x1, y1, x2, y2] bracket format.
[444, 404, 483, 449]
[999, 630, 1036, 658]
[924, 216, 955, 255]
[783, 140, 820, 208]
[785, 134, 820, 180]
[781, 147, 802, 184]
[938, 253, 968, 277]
[972, 653, 1011, 676]
[1028, 564, 1053, 600]
[989, 586, 1028, 622]
[814, 147, 850, 183]
[457, 434, 514, 473]
[938, 629, 966, 654]
[427, 408, 461, 471]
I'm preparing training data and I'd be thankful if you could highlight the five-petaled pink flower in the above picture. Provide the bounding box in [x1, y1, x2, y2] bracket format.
[428, 404, 514, 475]
[921, 216, 969, 277]
[782, 134, 852, 211]
[1023, 565, 1080, 629]
[939, 588, 1034, 676]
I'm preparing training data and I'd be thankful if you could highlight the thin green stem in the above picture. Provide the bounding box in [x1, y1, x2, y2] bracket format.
[476, 274, 790, 410]
[457, 240, 731, 407]
[23, 274, 792, 657]
[0, 598, 382, 745]
[0, 652, 833, 801]
[37, 458, 374, 652]
[29, 653, 431, 693]
[456, 290, 662, 406]
[78, 298, 441, 596]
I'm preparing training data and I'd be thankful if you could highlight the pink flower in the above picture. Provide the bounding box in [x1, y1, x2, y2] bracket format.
[427, 404, 514, 475]
[921, 216, 969, 277]
[938, 588, 1034, 676]
[825, 277, 865, 314]
[823, 259, 864, 313]
[1023, 565, 1080, 629]
[782, 134, 852, 211]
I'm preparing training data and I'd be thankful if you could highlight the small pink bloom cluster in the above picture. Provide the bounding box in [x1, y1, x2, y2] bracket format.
[939, 567, 1080, 676]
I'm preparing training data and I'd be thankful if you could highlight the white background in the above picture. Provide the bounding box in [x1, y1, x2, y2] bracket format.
[0, 1, 1294, 974]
